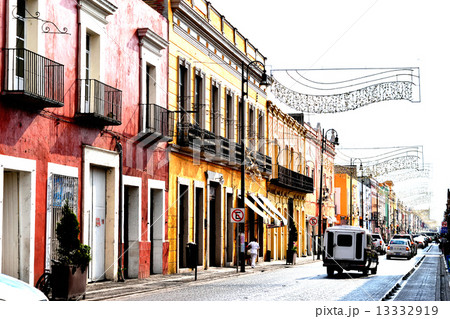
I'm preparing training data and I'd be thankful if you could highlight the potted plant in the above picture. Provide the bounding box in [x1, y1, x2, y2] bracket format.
[52, 201, 91, 300]
[286, 242, 298, 265]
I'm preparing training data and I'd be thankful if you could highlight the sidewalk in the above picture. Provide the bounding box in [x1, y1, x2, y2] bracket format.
[84, 255, 320, 301]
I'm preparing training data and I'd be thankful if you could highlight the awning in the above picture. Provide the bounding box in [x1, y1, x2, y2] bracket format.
[257, 194, 288, 226]
[238, 193, 269, 224]
[329, 216, 338, 224]
[248, 193, 281, 226]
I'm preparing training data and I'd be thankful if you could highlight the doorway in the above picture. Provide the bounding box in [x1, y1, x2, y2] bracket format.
[208, 182, 221, 267]
[149, 187, 164, 274]
[178, 184, 189, 269]
[124, 185, 139, 278]
[1, 170, 32, 282]
[226, 192, 233, 264]
[91, 166, 106, 281]
[194, 187, 204, 267]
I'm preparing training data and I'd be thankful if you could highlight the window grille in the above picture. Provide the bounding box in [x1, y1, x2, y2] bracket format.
[50, 174, 78, 262]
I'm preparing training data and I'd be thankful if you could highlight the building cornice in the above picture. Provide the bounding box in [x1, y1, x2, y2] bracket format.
[171, 0, 267, 95]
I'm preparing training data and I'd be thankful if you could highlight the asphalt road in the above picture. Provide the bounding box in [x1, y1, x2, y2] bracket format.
[112, 245, 443, 301]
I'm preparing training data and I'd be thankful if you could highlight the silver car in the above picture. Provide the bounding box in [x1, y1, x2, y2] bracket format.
[371, 233, 386, 255]
[386, 239, 412, 260]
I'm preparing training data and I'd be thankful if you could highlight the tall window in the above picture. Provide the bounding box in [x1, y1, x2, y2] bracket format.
[257, 111, 265, 153]
[194, 72, 204, 128]
[84, 34, 91, 110]
[225, 91, 234, 139]
[290, 147, 294, 170]
[146, 63, 156, 105]
[178, 61, 190, 123]
[237, 98, 243, 143]
[248, 106, 255, 150]
[15, 0, 26, 88]
[210, 80, 220, 135]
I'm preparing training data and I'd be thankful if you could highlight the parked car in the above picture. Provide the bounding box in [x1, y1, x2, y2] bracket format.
[323, 226, 379, 276]
[387, 239, 413, 260]
[421, 231, 439, 242]
[371, 233, 386, 254]
[391, 234, 417, 256]
[0, 274, 48, 301]
[413, 234, 428, 248]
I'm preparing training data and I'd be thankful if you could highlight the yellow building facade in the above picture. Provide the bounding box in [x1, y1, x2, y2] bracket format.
[267, 102, 314, 261]
[167, 0, 278, 274]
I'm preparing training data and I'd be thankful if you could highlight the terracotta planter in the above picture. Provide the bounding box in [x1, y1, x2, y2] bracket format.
[51, 264, 88, 300]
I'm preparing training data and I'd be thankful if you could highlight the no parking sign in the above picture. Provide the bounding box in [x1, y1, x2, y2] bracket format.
[230, 208, 245, 223]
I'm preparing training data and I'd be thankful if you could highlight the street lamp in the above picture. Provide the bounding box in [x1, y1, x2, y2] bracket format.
[349, 158, 363, 226]
[317, 128, 339, 260]
[239, 60, 269, 272]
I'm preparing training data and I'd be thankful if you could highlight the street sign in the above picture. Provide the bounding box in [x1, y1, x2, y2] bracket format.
[442, 221, 447, 228]
[309, 217, 318, 226]
[230, 208, 245, 223]
[441, 227, 448, 234]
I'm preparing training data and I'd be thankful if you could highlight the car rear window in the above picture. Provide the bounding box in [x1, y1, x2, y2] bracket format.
[337, 234, 352, 246]
[390, 239, 407, 245]
[372, 234, 381, 239]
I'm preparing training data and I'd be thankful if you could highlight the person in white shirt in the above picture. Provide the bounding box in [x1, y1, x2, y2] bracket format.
[247, 237, 260, 268]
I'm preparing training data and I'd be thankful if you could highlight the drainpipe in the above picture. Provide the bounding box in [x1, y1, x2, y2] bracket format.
[116, 140, 124, 282]
[76, 2, 81, 109]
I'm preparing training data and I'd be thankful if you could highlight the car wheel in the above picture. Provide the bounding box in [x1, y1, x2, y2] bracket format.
[327, 267, 334, 277]
[387, 255, 391, 260]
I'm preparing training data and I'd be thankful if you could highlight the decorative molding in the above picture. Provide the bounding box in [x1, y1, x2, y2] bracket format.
[79, 0, 118, 25]
[171, 2, 267, 96]
[137, 28, 169, 56]
[12, 6, 69, 35]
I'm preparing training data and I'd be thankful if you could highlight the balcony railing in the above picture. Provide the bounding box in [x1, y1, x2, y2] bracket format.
[254, 151, 272, 176]
[2, 48, 64, 108]
[143, 103, 174, 139]
[177, 122, 272, 173]
[76, 79, 122, 126]
[271, 164, 314, 193]
[134, 103, 174, 147]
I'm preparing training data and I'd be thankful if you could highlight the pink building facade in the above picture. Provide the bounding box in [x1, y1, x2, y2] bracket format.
[0, 0, 170, 284]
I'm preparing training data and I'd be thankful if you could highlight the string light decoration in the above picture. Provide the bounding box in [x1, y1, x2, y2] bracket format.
[270, 67, 420, 113]
[362, 155, 420, 177]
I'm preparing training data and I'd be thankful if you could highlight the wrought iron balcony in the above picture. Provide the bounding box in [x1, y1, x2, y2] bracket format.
[253, 151, 272, 177]
[177, 123, 220, 156]
[135, 103, 174, 145]
[176, 122, 272, 174]
[2, 48, 64, 108]
[270, 164, 314, 193]
[76, 79, 122, 127]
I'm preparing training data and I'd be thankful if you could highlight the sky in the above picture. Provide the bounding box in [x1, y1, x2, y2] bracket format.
[211, 0, 450, 224]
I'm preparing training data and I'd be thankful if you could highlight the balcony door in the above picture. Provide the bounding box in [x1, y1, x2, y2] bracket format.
[84, 34, 91, 112]
[83, 33, 102, 115]
[15, 0, 25, 90]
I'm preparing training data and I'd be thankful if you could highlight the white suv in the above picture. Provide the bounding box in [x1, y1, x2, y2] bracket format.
[371, 233, 386, 255]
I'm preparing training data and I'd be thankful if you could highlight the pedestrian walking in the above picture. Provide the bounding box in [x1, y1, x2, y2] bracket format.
[247, 237, 260, 268]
